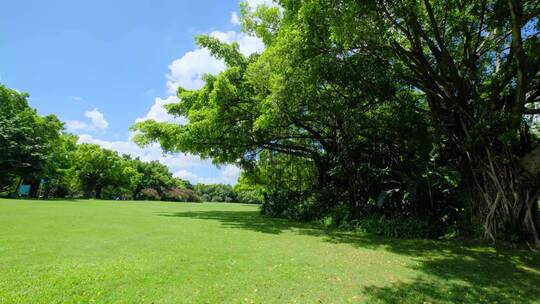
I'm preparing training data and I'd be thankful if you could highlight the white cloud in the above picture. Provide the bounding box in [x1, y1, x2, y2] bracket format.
[128, 5, 262, 185]
[188, 165, 241, 185]
[160, 154, 206, 170]
[65, 120, 90, 132]
[209, 30, 265, 56]
[246, 0, 276, 7]
[231, 0, 277, 27]
[231, 11, 241, 25]
[165, 31, 264, 94]
[166, 48, 226, 93]
[85, 108, 108, 129]
[223, 165, 241, 181]
[136, 96, 186, 124]
[174, 170, 198, 180]
[65, 108, 108, 132]
[71, 96, 83, 102]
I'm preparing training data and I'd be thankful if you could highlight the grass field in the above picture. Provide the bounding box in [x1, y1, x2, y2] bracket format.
[0, 199, 539, 303]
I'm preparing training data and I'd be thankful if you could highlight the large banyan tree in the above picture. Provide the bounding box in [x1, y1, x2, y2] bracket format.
[134, 0, 540, 245]
[369, 0, 540, 244]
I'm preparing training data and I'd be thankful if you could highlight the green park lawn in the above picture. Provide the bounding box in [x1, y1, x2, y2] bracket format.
[0, 199, 539, 303]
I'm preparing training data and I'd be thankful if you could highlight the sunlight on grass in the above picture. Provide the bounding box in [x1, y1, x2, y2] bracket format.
[0, 199, 538, 303]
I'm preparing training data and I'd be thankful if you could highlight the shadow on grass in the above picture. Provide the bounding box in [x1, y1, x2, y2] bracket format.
[158, 210, 310, 234]
[0, 197, 82, 202]
[158, 210, 540, 303]
[360, 241, 540, 303]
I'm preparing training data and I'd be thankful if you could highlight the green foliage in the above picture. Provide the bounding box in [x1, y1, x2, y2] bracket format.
[72, 144, 124, 198]
[0, 85, 63, 193]
[41, 134, 79, 198]
[194, 184, 237, 202]
[353, 215, 436, 239]
[234, 188, 263, 204]
[3, 0, 539, 244]
[232, 174, 264, 204]
[240, 1, 282, 45]
[0, 84, 245, 203]
[139, 188, 161, 201]
[132, 0, 540, 243]
[131, 159, 175, 199]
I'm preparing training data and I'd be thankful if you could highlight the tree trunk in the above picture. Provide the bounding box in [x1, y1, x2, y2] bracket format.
[42, 184, 53, 200]
[95, 185, 103, 199]
[314, 158, 328, 188]
[29, 179, 40, 198]
[12, 177, 24, 197]
[84, 179, 96, 199]
[133, 186, 142, 200]
[467, 148, 540, 247]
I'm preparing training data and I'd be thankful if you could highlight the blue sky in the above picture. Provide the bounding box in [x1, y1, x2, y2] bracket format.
[0, 0, 271, 184]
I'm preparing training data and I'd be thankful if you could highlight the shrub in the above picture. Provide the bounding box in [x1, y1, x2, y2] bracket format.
[162, 187, 200, 202]
[236, 189, 263, 204]
[193, 184, 237, 202]
[317, 204, 351, 229]
[200, 194, 211, 202]
[52, 184, 71, 198]
[139, 188, 161, 201]
[353, 214, 437, 239]
[261, 190, 311, 219]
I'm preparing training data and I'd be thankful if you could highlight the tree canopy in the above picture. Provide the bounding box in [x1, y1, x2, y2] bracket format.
[0, 85, 64, 194]
[133, 0, 540, 245]
[0, 84, 257, 203]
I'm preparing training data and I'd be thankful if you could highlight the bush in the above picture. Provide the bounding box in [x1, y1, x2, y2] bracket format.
[139, 188, 161, 201]
[52, 184, 71, 198]
[162, 187, 200, 202]
[236, 189, 263, 204]
[193, 184, 237, 202]
[353, 214, 437, 239]
[260, 190, 313, 219]
[318, 204, 351, 228]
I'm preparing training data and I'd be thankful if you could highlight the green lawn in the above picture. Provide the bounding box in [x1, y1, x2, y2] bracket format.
[0, 199, 538, 303]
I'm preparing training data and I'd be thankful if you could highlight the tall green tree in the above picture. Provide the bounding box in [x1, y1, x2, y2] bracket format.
[0, 84, 63, 195]
[133, 3, 445, 222]
[274, 0, 540, 242]
[134, 0, 540, 244]
[41, 134, 79, 198]
[370, 0, 540, 243]
[72, 144, 124, 199]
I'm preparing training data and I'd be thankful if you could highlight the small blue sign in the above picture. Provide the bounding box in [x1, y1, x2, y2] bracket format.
[18, 185, 30, 196]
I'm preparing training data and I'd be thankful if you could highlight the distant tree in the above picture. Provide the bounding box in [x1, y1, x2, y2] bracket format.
[131, 159, 174, 199]
[194, 184, 237, 202]
[234, 174, 263, 204]
[72, 144, 124, 199]
[41, 134, 78, 198]
[172, 177, 193, 190]
[113, 155, 143, 199]
[0, 85, 63, 196]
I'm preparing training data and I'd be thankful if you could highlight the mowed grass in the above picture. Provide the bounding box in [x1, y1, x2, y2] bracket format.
[0, 199, 539, 303]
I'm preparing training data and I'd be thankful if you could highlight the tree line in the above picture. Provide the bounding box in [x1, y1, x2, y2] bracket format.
[133, 0, 540, 244]
[0, 84, 261, 203]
